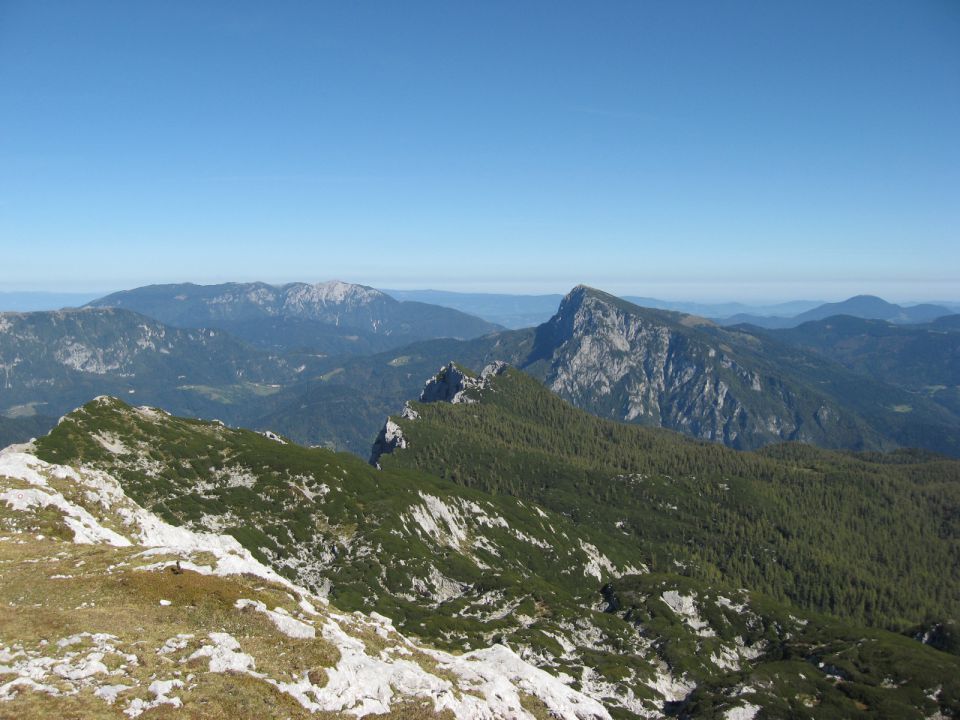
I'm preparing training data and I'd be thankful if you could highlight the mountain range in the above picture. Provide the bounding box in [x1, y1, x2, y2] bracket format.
[87, 281, 501, 355]
[0, 281, 502, 448]
[381, 289, 955, 329]
[721, 295, 953, 329]
[253, 286, 960, 456]
[763, 314, 960, 390]
[3, 282, 959, 460]
[0, 306, 297, 445]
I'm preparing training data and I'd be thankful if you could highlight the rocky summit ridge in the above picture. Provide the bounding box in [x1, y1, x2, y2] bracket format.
[419, 360, 508, 404]
[86, 280, 501, 341]
[89, 280, 388, 323]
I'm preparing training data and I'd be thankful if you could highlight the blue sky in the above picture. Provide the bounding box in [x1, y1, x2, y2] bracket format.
[1, 1, 957, 301]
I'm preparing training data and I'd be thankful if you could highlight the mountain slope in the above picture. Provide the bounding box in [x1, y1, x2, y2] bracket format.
[519, 286, 866, 450]
[931, 314, 960, 331]
[251, 333, 530, 453]
[532, 287, 960, 455]
[88, 281, 501, 354]
[0, 444, 607, 719]
[496, 286, 959, 454]
[762, 315, 960, 391]
[19, 391, 960, 718]
[0, 307, 302, 437]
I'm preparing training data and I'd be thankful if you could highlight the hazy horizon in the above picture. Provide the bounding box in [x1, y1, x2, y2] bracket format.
[0, 280, 957, 309]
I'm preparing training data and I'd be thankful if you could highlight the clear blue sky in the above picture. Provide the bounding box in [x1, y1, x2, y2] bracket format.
[1, 1, 957, 301]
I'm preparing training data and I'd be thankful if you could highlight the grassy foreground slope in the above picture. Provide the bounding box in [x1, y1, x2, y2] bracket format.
[0, 447, 607, 720]
[17, 393, 960, 718]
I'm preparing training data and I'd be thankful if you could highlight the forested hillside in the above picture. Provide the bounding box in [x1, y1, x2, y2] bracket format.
[377, 365, 960, 632]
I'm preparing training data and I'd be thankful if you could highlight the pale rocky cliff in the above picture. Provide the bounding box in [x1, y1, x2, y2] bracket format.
[524, 286, 861, 449]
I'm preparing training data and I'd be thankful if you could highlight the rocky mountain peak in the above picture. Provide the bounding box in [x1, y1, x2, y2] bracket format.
[278, 280, 386, 316]
[419, 361, 508, 404]
[369, 418, 408, 467]
[558, 284, 604, 312]
[527, 286, 812, 446]
[528, 285, 639, 365]
[556, 285, 646, 328]
[370, 361, 509, 466]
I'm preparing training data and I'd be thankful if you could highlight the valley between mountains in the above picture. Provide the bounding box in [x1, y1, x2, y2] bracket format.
[1, 280, 958, 718]
[2, 282, 959, 457]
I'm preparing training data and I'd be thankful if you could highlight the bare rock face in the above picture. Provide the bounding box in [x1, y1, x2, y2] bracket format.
[369, 419, 408, 467]
[526, 286, 853, 449]
[419, 361, 508, 405]
[481, 360, 509, 380]
[419, 363, 482, 404]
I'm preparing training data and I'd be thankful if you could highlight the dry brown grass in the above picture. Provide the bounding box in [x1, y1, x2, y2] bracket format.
[0, 533, 457, 719]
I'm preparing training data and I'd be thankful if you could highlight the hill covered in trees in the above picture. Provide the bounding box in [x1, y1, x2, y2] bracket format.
[377, 364, 960, 632]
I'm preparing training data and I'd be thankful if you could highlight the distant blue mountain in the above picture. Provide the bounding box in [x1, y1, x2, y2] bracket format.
[623, 296, 823, 319]
[721, 295, 953, 329]
[87, 281, 501, 354]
